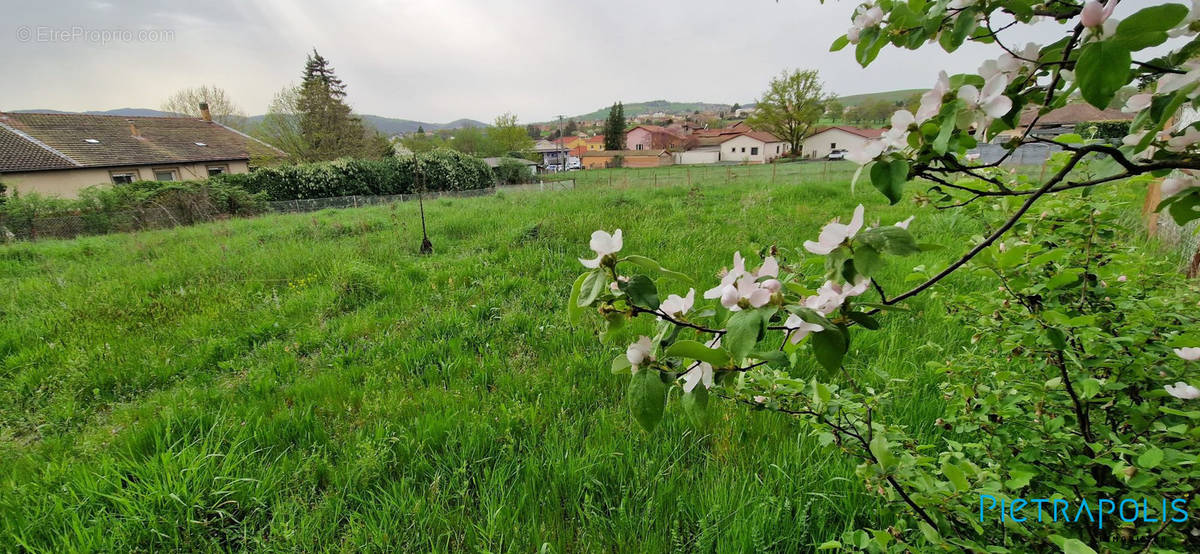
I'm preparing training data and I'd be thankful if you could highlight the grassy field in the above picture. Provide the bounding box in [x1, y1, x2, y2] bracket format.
[0, 165, 988, 551]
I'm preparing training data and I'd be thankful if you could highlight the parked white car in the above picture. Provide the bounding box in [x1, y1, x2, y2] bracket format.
[827, 149, 847, 160]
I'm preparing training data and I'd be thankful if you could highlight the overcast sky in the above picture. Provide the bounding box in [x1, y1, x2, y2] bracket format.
[0, 0, 1160, 123]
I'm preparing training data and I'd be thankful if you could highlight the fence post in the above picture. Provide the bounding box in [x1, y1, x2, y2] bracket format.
[1143, 179, 1162, 237]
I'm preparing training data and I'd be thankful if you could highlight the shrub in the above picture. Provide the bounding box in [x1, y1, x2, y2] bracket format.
[218, 149, 493, 201]
[0, 180, 266, 240]
[1075, 120, 1132, 140]
[493, 157, 534, 185]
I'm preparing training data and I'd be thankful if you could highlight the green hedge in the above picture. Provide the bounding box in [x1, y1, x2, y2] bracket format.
[493, 157, 536, 185]
[216, 149, 494, 201]
[0, 180, 266, 240]
[1074, 120, 1131, 140]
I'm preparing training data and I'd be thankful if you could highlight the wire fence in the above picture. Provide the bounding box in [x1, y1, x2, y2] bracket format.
[545, 160, 860, 189]
[265, 186, 498, 214]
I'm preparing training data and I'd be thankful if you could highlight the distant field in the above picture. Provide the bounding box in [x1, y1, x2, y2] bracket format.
[0, 167, 988, 550]
[835, 88, 926, 107]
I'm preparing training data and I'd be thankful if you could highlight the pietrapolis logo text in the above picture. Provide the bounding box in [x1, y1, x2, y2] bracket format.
[980, 495, 1190, 529]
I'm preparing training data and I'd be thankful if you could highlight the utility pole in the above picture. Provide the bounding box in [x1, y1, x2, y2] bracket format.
[557, 115, 565, 172]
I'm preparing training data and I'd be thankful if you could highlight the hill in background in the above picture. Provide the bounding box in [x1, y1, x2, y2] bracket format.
[566, 100, 742, 122]
[834, 89, 926, 107]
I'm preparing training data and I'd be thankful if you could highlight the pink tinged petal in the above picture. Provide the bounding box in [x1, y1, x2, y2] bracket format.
[890, 110, 915, 129]
[1123, 93, 1152, 113]
[983, 95, 1012, 119]
[847, 26, 861, 43]
[804, 240, 838, 255]
[1175, 347, 1200, 361]
[1117, 275, 1127, 282]
[588, 230, 612, 255]
[958, 85, 981, 105]
[757, 256, 779, 279]
[845, 140, 884, 165]
[627, 336, 653, 368]
[1165, 382, 1200, 399]
[703, 285, 725, 299]
[847, 204, 866, 237]
[1081, 0, 1105, 28]
[748, 288, 772, 308]
[720, 284, 741, 309]
[762, 279, 782, 293]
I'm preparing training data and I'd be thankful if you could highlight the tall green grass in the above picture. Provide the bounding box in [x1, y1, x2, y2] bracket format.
[0, 171, 982, 551]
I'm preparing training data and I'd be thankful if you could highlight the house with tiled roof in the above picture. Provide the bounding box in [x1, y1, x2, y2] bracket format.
[585, 135, 605, 151]
[625, 125, 690, 152]
[802, 126, 886, 159]
[0, 105, 284, 198]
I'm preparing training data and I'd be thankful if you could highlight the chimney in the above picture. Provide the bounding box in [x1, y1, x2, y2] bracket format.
[127, 119, 141, 139]
[199, 102, 212, 122]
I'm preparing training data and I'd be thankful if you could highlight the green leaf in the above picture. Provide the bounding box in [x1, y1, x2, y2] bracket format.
[918, 521, 942, 545]
[621, 275, 660, 309]
[577, 269, 607, 308]
[858, 225, 921, 256]
[870, 159, 909, 205]
[869, 436, 899, 472]
[568, 272, 588, 323]
[1114, 4, 1189, 51]
[1079, 378, 1102, 399]
[1137, 446, 1164, 469]
[611, 354, 632, 375]
[932, 106, 957, 154]
[829, 35, 849, 52]
[628, 369, 667, 431]
[666, 340, 732, 367]
[942, 461, 969, 492]
[1061, 538, 1099, 554]
[846, 311, 880, 330]
[854, 245, 884, 278]
[811, 326, 848, 372]
[1046, 268, 1084, 290]
[1075, 41, 1132, 109]
[939, 8, 975, 52]
[816, 541, 842, 551]
[622, 255, 693, 284]
[682, 385, 715, 428]
[725, 310, 764, 362]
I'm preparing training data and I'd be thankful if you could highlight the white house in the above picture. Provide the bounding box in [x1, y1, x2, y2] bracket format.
[802, 126, 884, 159]
[717, 131, 789, 164]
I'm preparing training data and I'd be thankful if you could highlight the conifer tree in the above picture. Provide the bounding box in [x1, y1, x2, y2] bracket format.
[296, 49, 375, 161]
[603, 102, 625, 151]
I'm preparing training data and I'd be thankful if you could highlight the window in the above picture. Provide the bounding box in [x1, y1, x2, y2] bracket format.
[751, 147, 759, 155]
[153, 168, 178, 182]
[109, 171, 137, 184]
[776, 146, 781, 153]
[830, 142, 837, 149]
[730, 147, 736, 153]
[636, 144, 644, 150]
[206, 165, 228, 177]
[741, 147, 746, 153]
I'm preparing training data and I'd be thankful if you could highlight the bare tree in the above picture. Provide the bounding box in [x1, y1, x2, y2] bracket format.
[161, 85, 247, 128]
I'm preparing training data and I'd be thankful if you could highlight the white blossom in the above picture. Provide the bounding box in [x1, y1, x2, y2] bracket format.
[846, 140, 885, 165]
[659, 288, 695, 318]
[785, 313, 825, 344]
[847, 4, 885, 44]
[958, 74, 1013, 137]
[580, 229, 623, 268]
[1157, 60, 1200, 99]
[1081, 0, 1117, 29]
[626, 336, 654, 369]
[804, 204, 865, 255]
[916, 71, 950, 122]
[895, 216, 915, 230]
[682, 362, 714, 393]
[881, 110, 915, 150]
[1122, 93, 1152, 113]
[1165, 381, 1200, 399]
[1175, 347, 1200, 361]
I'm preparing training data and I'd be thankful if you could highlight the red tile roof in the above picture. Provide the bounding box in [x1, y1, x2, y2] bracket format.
[811, 126, 886, 139]
[1018, 103, 1134, 126]
[0, 112, 284, 173]
[585, 135, 605, 143]
[629, 125, 686, 139]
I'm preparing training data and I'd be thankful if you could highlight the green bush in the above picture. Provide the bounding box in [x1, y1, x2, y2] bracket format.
[218, 149, 493, 201]
[1075, 120, 1131, 140]
[0, 180, 266, 240]
[493, 158, 535, 185]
